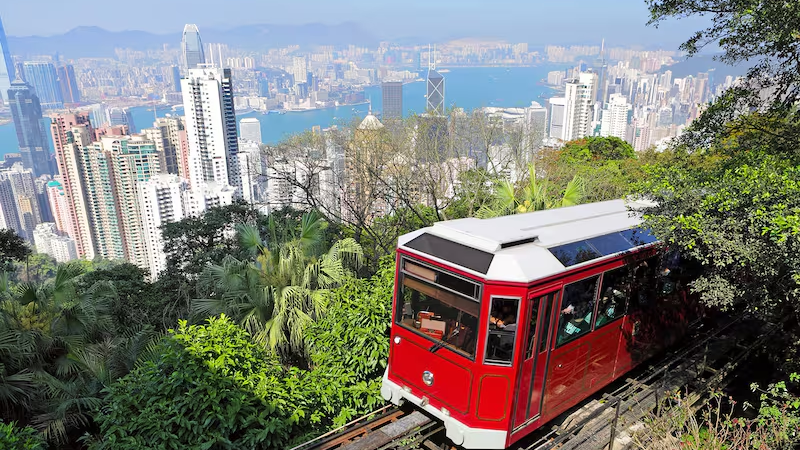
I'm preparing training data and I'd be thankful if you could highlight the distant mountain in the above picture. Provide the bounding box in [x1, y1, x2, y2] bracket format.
[7, 23, 378, 59]
[661, 55, 752, 80]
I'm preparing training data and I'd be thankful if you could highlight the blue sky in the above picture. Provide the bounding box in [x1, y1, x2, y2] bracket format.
[1, 0, 708, 47]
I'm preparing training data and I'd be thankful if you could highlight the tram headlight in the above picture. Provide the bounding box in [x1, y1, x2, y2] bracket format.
[422, 370, 434, 386]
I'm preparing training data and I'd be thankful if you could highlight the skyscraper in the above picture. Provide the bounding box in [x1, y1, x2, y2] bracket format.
[292, 56, 308, 86]
[7, 78, 51, 177]
[23, 62, 64, 110]
[46, 180, 71, 235]
[57, 65, 81, 103]
[181, 24, 206, 70]
[143, 116, 186, 176]
[107, 107, 136, 133]
[137, 174, 187, 279]
[50, 113, 96, 258]
[0, 176, 22, 235]
[240, 118, 262, 143]
[562, 72, 597, 141]
[548, 97, 567, 140]
[181, 67, 241, 195]
[33, 223, 78, 263]
[426, 46, 445, 116]
[382, 81, 403, 119]
[599, 94, 632, 140]
[1, 165, 43, 240]
[0, 15, 14, 105]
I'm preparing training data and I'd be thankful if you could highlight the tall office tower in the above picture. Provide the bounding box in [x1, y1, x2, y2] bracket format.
[57, 65, 81, 104]
[4, 165, 43, 240]
[0, 15, 14, 105]
[143, 116, 186, 175]
[240, 117, 262, 143]
[0, 177, 22, 235]
[170, 65, 181, 92]
[548, 97, 567, 140]
[181, 68, 241, 196]
[7, 78, 52, 177]
[661, 70, 673, 90]
[292, 57, 308, 86]
[599, 94, 632, 140]
[33, 223, 77, 263]
[51, 113, 95, 258]
[381, 81, 403, 119]
[594, 40, 609, 108]
[563, 72, 597, 141]
[22, 62, 64, 110]
[694, 72, 709, 104]
[181, 24, 206, 71]
[137, 174, 187, 279]
[46, 180, 71, 234]
[107, 107, 136, 133]
[426, 46, 445, 115]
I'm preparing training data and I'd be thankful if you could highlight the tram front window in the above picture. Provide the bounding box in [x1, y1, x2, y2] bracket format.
[396, 264, 480, 359]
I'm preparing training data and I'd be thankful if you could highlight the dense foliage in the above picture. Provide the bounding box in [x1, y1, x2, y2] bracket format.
[0, 421, 45, 450]
[0, 230, 31, 273]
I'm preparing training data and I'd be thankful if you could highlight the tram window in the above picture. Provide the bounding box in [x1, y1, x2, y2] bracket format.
[628, 256, 660, 312]
[556, 275, 600, 347]
[485, 297, 521, 365]
[524, 297, 543, 359]
[595, 267, 630, 328]
[396, 273, 480, 359]
[539, 294, 555, 354]
[550, 240, 601, 267]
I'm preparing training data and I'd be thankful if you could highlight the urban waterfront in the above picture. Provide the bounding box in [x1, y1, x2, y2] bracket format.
[0, 66, 562, 156]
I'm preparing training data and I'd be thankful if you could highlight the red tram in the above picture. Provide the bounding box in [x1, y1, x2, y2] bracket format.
[380, 199, 696, 449]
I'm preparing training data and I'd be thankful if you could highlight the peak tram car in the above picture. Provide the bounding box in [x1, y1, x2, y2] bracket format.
[380, 200, 697, 449]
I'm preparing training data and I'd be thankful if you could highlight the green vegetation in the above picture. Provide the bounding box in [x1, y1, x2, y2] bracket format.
[0, 421, 45, 450]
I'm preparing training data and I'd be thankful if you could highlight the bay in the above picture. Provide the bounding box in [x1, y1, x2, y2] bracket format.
[1, 65, 563, 156]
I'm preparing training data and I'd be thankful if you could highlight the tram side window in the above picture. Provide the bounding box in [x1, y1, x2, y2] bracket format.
[485, 297, 520, 365]
[595, 267, 630, 328]
[556, 275, 600, 347]
[628, 256, 660, 313]
[396, 273, 480, 358]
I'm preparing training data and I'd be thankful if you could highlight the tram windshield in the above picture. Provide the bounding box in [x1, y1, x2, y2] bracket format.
[396, 259, 481, 359]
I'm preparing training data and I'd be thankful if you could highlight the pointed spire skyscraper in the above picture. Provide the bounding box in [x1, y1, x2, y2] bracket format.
[181, 24, 206, 71]
[0, 14, 16, 105]
[426, 44, 445, 116]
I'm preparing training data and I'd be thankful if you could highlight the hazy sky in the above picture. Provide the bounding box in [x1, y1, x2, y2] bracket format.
[1, 0, 708, 47]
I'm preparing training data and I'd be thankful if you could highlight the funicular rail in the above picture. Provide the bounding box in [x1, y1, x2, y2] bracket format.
[290, 405, 438, 450]
[516, 313, 774, 450]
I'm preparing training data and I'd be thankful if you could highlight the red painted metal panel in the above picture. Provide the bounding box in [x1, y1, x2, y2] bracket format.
[476, 375, 511, 421]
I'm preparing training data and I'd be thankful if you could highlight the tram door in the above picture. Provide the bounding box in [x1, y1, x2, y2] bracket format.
[512, 289, 559, 429]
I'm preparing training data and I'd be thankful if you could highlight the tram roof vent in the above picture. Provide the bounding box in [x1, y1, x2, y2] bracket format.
[499, 236, 539, 249]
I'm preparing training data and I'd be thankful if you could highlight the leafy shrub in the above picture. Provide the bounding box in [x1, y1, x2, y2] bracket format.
[0, 421, 46, 450]
[92, 315, 301, 449]
[304, 257, 396, 426]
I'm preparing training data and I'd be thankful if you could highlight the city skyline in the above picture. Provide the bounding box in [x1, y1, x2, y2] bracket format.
[0, 1, 710, 48]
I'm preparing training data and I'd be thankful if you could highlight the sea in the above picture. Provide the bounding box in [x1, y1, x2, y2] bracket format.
[0, 66, 563, 157]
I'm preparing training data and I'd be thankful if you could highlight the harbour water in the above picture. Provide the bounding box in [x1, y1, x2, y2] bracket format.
[0, 65, 563, 157]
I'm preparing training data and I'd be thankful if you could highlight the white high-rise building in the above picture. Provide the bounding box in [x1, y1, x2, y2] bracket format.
[240, 118, 262, 144]
[238, 139, 266, 204]
[183, 182, 236, 217]
[599, 94, 632, 140]
[563, 72, 597, 141]
[181, 68, 241, 199]
[548, 97, 567, 140]
[137, 174, 187, 279]
[33, 223, 77, 263]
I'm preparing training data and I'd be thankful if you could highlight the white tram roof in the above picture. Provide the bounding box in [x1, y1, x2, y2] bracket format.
[398, 199, 658, 284]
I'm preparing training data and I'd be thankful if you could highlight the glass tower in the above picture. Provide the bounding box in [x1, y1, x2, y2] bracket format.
[426, 45, 445, 116]
[382, 81, 403, 119]
[181, 24, 206, 71]
[22, 62, 63, 110]
[0, 15, 15, 105]
[7, 78, 51, 177]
